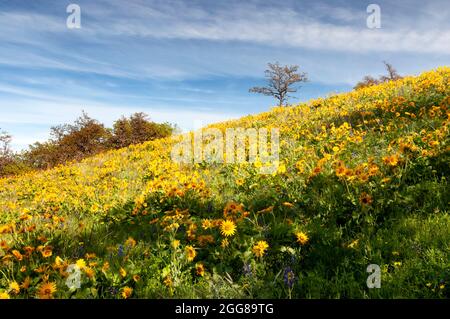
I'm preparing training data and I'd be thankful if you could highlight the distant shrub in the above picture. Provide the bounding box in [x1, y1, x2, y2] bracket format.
[108, 112, 175, 149]
[0, 156, 32, 177]
[0, 129, 26, 177]
[22, 111, 175, 171]
[24, 112, 110, 169]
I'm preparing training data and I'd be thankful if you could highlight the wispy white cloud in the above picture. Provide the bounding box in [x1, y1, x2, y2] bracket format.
[0, 0, 448, 83]
[0, 78, 251, 106]
[78, 0, 450, 54]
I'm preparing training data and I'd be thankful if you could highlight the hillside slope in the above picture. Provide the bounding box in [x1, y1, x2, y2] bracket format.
[0, 67, 449, 298]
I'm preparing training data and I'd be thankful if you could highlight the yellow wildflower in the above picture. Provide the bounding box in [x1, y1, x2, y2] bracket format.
[220, 220, 237, 237]
[252, 240, 269, 258]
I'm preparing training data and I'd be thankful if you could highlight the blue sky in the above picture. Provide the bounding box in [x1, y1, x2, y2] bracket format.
[0, 0, 449, 151]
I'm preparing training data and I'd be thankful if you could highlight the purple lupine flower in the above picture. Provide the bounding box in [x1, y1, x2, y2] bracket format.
[283, 267, 295, 288]
[118, 244, 124, 257]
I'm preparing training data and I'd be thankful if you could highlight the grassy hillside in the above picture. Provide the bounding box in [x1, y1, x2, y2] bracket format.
[0, 67, 449, 299]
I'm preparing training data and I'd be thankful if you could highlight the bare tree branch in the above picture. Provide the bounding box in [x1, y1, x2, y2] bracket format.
[249, 62, 308, 106]
[354, 61, 403, 89]
[380, 61, 402, 82]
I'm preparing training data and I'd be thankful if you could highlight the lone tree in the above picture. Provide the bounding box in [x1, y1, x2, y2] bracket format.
[0, 129, 14, 176]
[379, 61, 402, 82]
[249, 62, 308, 106]
[0, 129, 12, 158]
[354, 61, 402, 89]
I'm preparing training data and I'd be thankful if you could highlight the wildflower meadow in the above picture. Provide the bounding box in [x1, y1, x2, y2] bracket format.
[0, 67, 449, 299]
